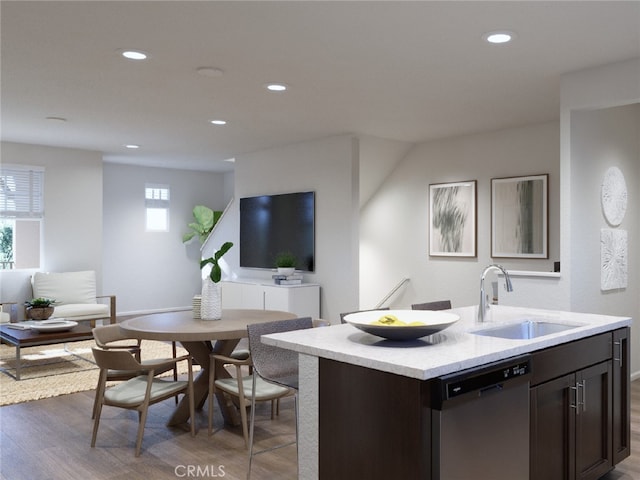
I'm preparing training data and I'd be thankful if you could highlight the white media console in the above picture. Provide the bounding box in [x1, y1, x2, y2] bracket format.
[221, 279, 320, 319]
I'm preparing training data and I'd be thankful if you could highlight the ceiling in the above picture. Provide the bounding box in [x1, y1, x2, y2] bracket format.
[2, 1, 639, 173]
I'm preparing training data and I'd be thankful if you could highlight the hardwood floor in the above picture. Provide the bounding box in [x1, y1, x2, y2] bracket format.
[1, 379, 639, 479]
[0, 389, 298, 480]
[600, 378, 640, 480]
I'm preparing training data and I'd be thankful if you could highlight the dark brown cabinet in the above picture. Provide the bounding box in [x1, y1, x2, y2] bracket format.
[318, 328, 630, 480]
[530, 372, 577, 479]
[612, 327, 631, 464]
[575, 361, 612, 480]
[530, 329, 631, 480]
[530, 362, 612, 480]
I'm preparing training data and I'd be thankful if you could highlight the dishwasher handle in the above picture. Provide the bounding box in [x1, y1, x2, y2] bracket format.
[480, 383, 504, 396]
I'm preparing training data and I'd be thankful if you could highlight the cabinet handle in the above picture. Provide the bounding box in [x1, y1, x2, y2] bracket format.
[570, 385, 579, 411]
[614, 340, 623, 368]
[571, 381, 586, 413]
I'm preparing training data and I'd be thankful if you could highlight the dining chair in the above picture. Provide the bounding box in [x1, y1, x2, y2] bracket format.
[90, 347, 195, 457]
[91, 324, 177, 418]
[411, 300, 452, 311]
[339, 307, 389, 324]
[246, 317, 314, 478]
[207, 352, 291, 447]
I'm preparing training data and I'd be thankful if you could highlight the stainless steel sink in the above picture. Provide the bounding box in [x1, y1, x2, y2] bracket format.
[472, 320, 581, 340]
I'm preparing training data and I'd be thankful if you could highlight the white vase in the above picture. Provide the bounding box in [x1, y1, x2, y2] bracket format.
[200, 279, 222, 320]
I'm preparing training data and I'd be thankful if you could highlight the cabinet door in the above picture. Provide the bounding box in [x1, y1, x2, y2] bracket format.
[262, 285, 290, 312]
[612, 328, 631, 464]
[240, 283, 264, 309]
[575, 361, 612, 480]
[530, 373, 576, 480]
[220, 281, 243, 309]
[262, 285, 321, 318]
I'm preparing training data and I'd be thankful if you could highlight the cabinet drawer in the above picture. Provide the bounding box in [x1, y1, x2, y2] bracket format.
[530, 332, 611, 386]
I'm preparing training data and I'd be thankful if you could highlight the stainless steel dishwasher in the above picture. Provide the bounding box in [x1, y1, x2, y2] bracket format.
[432, 355, 532, 480]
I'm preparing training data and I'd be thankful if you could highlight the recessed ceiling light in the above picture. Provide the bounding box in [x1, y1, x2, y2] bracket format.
[124, 144, 140, 149]
[121, 49, 148, 60]
[197, 67, 224, 77]
[482, 30, 516, 44]
[45, 116, 67, 123]
[265, 83, 288, 92]
[223, 157, 236, 163]
[210, 119, 227, 125]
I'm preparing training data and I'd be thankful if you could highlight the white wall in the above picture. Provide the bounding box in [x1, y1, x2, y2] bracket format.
[206, 135, 359, 323]
[559, 58, 640, 376]
[360, 122, 560, 310]
[102, 163, 227, 314]
[0, 142, 103, 312]
[358, 135, 413, 207]
[569, 105, 639, 313]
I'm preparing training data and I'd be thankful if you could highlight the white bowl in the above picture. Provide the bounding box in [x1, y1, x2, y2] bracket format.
[29, 319, 78, 333]
[343, 309, 459, 341]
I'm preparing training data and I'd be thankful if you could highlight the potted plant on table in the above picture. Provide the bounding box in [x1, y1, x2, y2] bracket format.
[199, 241, 233, 320]
[25, 297, 57, 320]
[275, 251, 297, 276]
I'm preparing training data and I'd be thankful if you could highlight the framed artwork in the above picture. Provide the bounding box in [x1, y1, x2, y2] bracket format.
[429, 180, 477, 257]
[491, 174, 548, 258]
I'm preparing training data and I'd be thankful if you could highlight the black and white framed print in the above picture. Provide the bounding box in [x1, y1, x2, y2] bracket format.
[429, 180, 477, 257]
[491, 174, 548, 258]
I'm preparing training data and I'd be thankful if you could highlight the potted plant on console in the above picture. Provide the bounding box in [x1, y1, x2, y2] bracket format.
[275, 251, 297, 276]
[25, 297, 56, 320]
[200, 241, 233, 320]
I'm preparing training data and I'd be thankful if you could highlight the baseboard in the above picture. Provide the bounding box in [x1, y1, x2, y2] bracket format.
[631, 370, 640, 382]
[116, 306, 191, 319]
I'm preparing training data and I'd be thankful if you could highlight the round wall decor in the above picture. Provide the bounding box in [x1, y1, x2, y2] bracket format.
[601, 166, 627, 226]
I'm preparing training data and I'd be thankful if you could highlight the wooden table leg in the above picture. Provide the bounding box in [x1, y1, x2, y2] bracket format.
[167, 339, 241, 427]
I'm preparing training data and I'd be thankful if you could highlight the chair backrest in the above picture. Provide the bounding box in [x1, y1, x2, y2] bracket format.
[247, 317, 313, 384]
[92, 347, 143, 371]
[92, 324, 128, 347]
[411, 300, 452, 311]
[339, 307, 389, 324]
[32, 270, 97, 305]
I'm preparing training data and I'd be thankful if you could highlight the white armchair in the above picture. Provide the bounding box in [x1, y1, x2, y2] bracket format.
[31, 271, 116, 327]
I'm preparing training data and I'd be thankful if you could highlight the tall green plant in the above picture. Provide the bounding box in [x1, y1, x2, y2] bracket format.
[200, 242, 233, 283]
[183, 205, 222, 244]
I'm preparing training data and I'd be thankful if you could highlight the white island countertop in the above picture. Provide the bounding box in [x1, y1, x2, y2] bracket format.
[263, 305, 632, 380]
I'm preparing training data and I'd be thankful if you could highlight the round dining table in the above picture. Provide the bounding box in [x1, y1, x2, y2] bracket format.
[119, 308, 297, 427]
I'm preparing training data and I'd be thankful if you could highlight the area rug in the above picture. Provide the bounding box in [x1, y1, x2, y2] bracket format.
[0, 340, 191, 406]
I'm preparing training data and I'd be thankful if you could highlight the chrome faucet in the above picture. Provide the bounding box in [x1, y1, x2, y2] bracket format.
[478, 264, 513, 322]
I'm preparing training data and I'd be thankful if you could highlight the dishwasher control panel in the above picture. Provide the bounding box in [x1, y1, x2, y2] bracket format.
[436, 355, 531, 403]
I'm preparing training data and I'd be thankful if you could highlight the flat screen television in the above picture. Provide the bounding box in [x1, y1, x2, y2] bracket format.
[239, 191, 315, 272]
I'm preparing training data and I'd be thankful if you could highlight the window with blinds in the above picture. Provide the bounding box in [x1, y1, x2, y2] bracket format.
[0, 165, 44, 218]
[145, 184, 170, 232]
[0, 165, 44, 269]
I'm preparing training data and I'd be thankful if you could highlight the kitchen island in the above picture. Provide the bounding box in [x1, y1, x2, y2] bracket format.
[263, 305, 632, 480]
